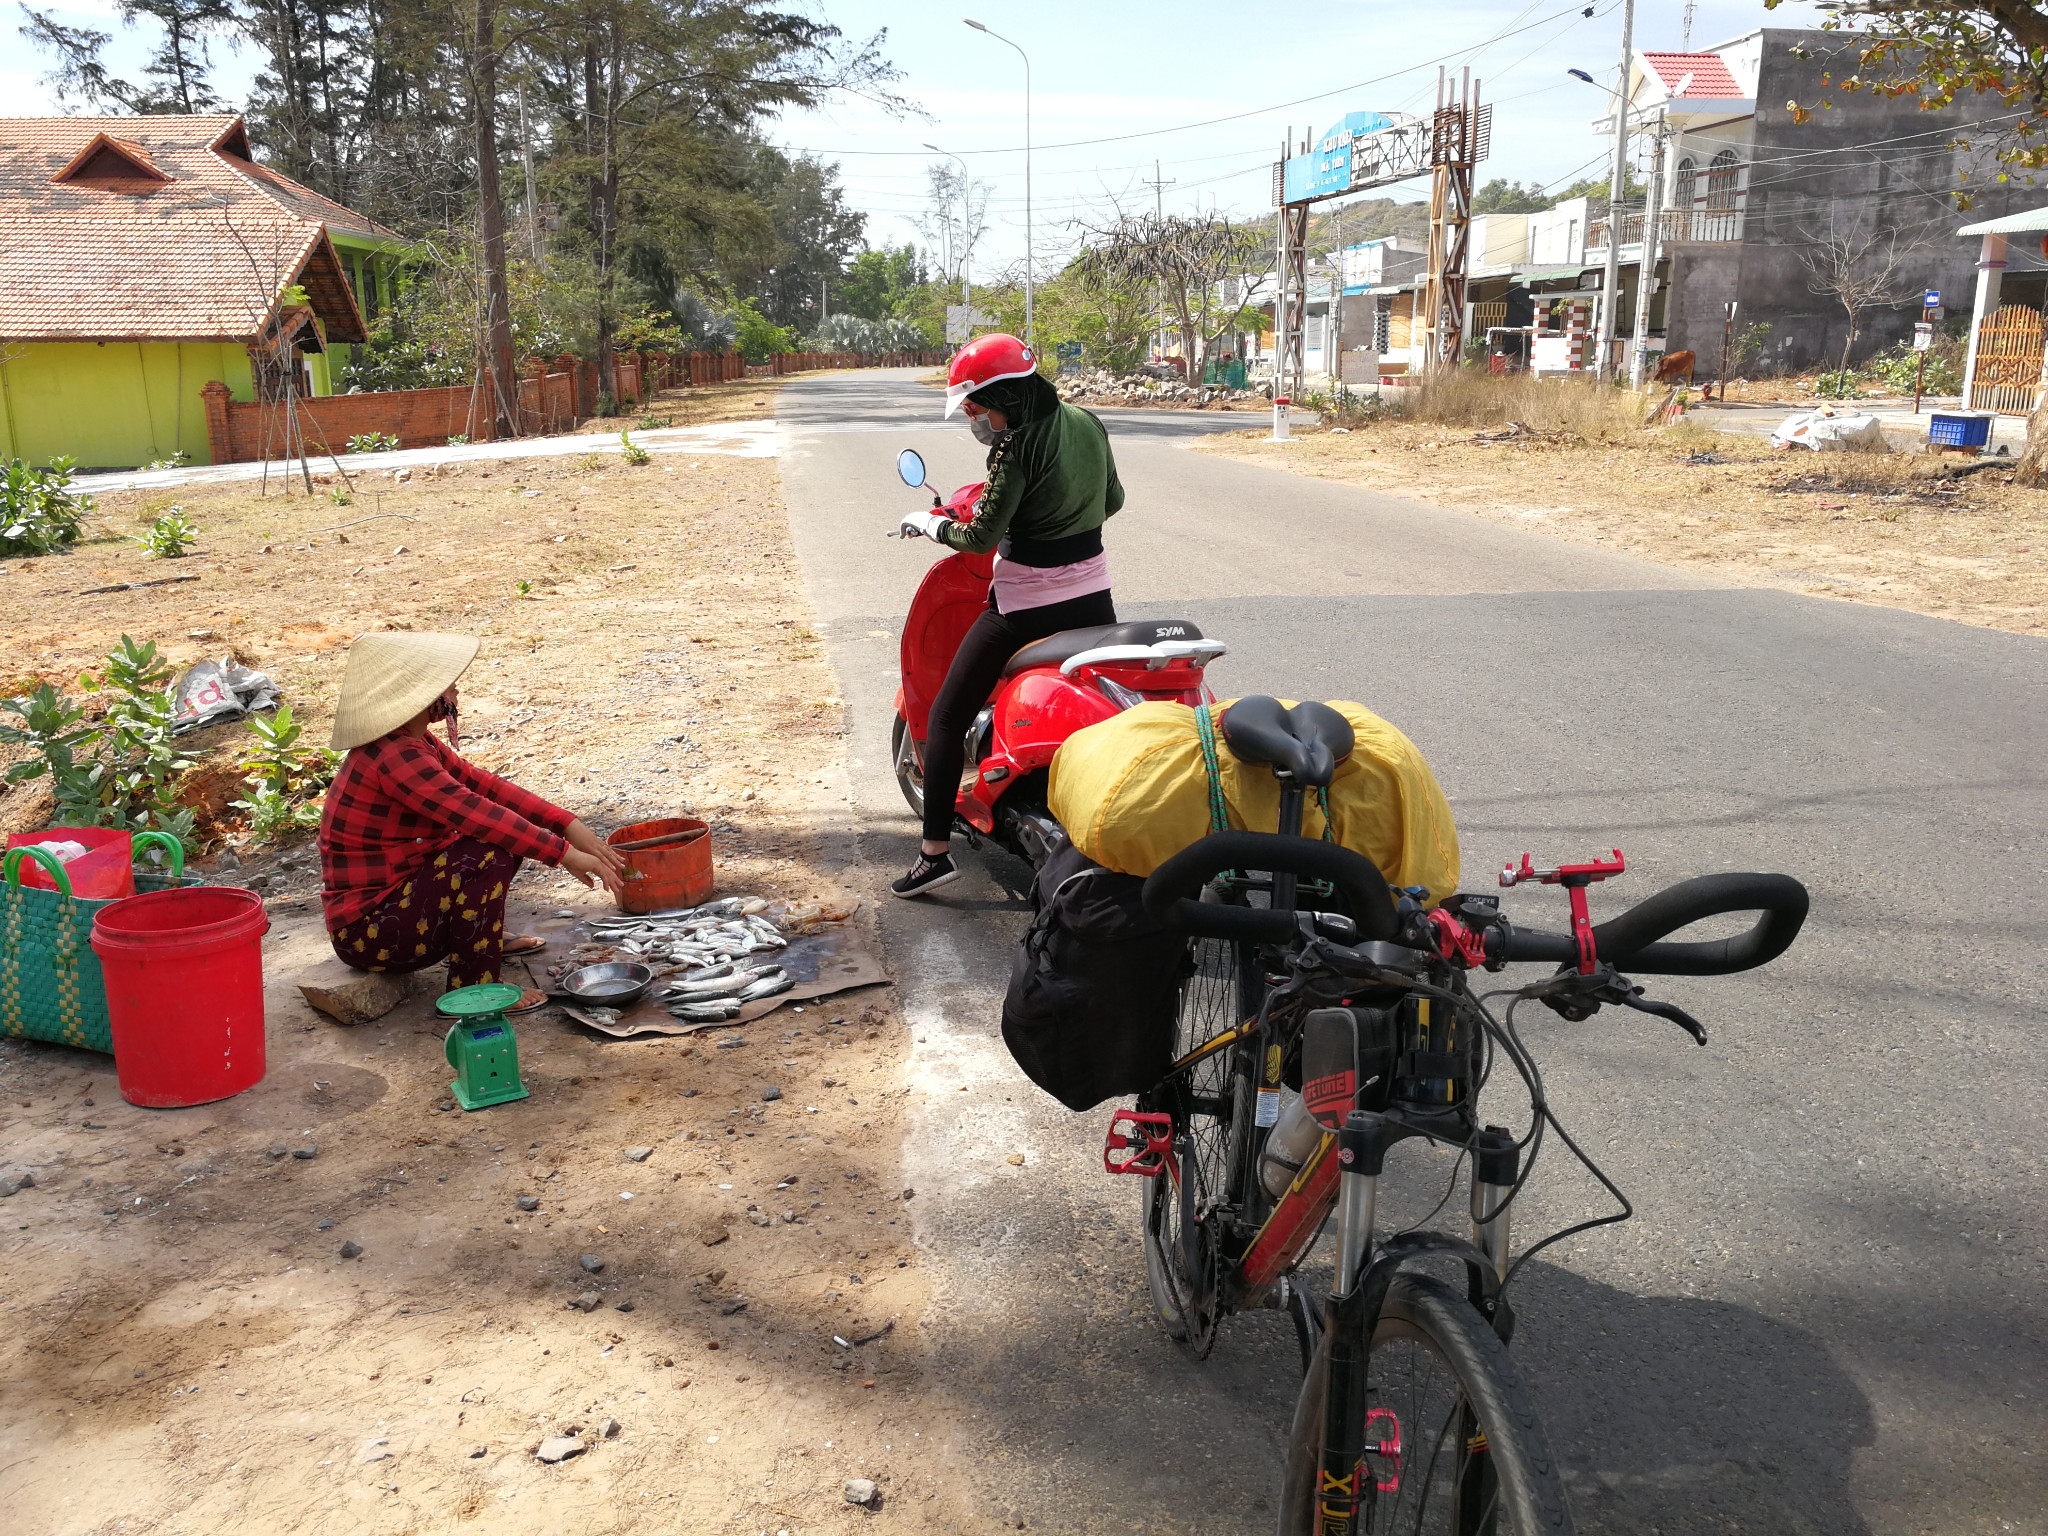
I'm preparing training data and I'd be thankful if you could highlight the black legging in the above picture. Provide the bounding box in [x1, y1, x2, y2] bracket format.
[921, 588, 1118, 844]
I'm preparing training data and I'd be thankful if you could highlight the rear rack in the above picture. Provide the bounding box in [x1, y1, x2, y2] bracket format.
[1060, 639, 1229, 675]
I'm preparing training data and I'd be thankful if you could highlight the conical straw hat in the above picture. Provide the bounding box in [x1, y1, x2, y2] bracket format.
[330, 631, 480, 751]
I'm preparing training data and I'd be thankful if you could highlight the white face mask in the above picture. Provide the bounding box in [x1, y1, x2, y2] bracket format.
[968, 412, 1000, 447]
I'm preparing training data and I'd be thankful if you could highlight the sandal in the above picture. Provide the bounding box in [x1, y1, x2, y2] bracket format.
[502, 934, 549, 956]
[506, 988, 551, 1015]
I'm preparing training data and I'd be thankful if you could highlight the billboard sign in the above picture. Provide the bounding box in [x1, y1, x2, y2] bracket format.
[1283, 110, 1395, 203]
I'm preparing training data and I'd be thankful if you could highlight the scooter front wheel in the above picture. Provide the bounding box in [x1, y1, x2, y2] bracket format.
[891, 712, 926, 819]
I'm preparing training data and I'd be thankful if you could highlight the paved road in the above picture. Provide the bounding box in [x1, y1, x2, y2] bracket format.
[777, 368, 2048, 1536]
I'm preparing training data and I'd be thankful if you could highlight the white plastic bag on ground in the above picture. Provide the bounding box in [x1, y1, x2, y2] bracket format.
[1771, 407, 1891, 453]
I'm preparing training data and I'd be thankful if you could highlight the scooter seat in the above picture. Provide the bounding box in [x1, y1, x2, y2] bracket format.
[1000, 619, 1206, 679]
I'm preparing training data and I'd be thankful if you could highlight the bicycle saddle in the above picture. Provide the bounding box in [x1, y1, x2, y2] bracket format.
[1218, 696, 1354, 787]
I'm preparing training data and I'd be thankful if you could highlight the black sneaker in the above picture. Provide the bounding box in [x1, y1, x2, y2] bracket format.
[891, 851, 960, 898]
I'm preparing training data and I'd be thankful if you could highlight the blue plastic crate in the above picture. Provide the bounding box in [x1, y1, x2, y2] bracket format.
[1928, 411, 1992, 448]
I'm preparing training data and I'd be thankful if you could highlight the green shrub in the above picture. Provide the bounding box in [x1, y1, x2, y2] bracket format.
[138, 508, 198, 559]
[445, 434, 471, 446]
[143, 450, 191, 470]
[231, 705, 338, 845]
[619, 430, 652, 466]
[1, 456, 92, 558]
[1814, 370, 1863, 400]
[1863, 337, 1963, 395]
[0, 636, 202, 852]
[346, 432, 401, 454]
[732, 298, 796, 363]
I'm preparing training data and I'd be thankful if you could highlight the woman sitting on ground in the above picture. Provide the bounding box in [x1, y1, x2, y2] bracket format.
[319, 631, 625, 1012]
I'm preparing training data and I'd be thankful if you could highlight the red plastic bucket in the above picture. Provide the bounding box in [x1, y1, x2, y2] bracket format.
[90, 887, 270, 1108]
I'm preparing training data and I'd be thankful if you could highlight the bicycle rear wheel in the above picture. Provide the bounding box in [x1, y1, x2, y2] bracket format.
[1142, 903, 1263, 1352]
[1275, 1274, 1573, 1536]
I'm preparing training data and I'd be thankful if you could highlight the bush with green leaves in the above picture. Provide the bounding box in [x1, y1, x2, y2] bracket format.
[732, 298, 796, 363]
[0, 636, 201, 853]
[139, 508, 198, 559]
[143, 449, 191, 470]
[347, 432, 401, 454]
[619, 430, 652, 466]
[445, 434, 470, 446]
[1864, 336, 1964, 396]
[804, 312, 931, 354]
[1814, 370, 1864, 400]
[1, 456, 92, 558]
[230, 705, 339, 845]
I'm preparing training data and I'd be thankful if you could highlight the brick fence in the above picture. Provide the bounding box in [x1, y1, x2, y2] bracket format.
[201, 379, 494, 463]
[197, 347, 811, 464]
[770, 350, 947, 375]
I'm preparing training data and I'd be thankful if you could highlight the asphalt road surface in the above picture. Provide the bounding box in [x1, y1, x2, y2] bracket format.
[776, 368, 2048, 1536]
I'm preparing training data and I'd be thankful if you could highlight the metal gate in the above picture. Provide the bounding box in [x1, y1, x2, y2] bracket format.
[1969, 304, 2047, 415]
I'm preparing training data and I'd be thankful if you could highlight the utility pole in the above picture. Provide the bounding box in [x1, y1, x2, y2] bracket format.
[1143, 158, 1176, 366]
[1594, 0, 1635, 381]
[1628, 112, 1667, 389]
[1275, 128, 1290, 400]
[518, 84, 542, 265]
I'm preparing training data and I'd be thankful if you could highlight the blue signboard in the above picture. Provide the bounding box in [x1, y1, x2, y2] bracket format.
[1283, 110, 1395, 203]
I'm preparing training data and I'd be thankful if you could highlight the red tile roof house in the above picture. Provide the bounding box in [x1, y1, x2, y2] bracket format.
[0, 113, 412, 469]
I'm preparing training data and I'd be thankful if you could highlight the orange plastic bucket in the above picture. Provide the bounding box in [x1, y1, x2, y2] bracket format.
[89, 887, 269, 1108]
[607, 817, 714, 914]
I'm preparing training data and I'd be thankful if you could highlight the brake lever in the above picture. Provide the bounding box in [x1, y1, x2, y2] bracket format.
[1611, 986, 1708, 1046]
[1522, 966, 1707, 1045]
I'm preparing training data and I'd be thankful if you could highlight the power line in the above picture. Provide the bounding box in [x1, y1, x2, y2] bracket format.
[776, 0, 1615, 160]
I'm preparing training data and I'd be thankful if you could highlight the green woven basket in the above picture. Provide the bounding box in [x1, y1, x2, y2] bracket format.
[0, 833, 190, 1054]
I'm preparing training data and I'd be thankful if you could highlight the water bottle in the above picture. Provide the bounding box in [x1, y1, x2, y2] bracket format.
[1259, 1089, 1329, 1198]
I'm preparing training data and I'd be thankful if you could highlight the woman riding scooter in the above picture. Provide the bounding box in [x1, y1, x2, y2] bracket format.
[893, 333, 1124, 897]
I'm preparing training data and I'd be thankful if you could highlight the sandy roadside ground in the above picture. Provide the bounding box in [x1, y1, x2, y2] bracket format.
[0, 384, 978, 1535]
[1193, 416, 2048, 638]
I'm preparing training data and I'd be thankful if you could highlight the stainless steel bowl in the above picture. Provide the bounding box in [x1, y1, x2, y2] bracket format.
[560, 960, 656, 1008]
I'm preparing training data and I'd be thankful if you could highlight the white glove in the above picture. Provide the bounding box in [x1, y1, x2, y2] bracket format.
[899, 510, 951, 542]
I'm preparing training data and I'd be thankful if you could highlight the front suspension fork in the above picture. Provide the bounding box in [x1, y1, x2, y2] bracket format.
[1316, 1118, 1519, 1533]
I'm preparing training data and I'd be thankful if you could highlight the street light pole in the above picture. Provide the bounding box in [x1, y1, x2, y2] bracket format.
[965, 18, 1032, 352]
[1592, 0, 1634, 380]
[924, 142, 974, 342]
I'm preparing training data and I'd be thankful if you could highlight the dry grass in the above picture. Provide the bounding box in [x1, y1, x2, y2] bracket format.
[1198, 412, 2048, 636]
[1359, 370, 1653, 438]
[571, 376, 782, 433]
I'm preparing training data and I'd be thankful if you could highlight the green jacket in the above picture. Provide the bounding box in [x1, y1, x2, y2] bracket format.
[936, 403, 1124, 560]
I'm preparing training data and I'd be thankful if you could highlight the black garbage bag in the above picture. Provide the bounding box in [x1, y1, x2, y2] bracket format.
[1001, 838, 1187, 1112]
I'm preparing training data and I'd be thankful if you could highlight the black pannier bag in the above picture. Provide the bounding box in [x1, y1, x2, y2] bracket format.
[1001, 838, 1187, 1111]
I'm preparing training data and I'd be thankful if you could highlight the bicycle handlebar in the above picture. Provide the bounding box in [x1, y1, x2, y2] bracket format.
[1498, 872, 1809, 976]
[1142, 832, 1399, 943]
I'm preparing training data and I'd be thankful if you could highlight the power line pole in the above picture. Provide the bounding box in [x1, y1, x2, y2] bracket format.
[1594, 0, 1635, 381]
[1143, 158, 1176, 366]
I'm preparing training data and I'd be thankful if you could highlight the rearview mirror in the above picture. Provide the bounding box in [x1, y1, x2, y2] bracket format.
[1301, 1008, 1359, 1131]
[896, 448, 927, 489]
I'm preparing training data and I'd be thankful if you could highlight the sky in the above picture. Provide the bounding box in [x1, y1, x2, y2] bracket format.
[8, 0, 1830, 271]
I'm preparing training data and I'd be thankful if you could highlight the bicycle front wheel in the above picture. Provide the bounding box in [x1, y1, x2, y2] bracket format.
[1276, 1274, 1573, 1536]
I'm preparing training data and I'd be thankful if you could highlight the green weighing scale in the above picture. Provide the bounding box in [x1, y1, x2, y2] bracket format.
[440, 983, 531, 1110]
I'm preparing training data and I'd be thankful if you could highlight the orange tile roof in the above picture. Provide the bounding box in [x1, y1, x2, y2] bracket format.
[0, 113, 400, 344]
[1641, 52, 1747, 100]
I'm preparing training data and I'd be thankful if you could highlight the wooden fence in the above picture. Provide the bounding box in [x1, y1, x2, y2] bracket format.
[1968, 304, 2047, 415]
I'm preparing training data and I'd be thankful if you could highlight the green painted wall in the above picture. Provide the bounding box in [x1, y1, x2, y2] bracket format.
[0, 340, 259, 470]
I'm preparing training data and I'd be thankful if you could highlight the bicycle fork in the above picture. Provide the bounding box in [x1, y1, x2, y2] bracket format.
[1316, 1118, 1519, 1534]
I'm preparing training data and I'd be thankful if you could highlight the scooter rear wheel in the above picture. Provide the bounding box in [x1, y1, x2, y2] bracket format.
[891, 712, 926, 819]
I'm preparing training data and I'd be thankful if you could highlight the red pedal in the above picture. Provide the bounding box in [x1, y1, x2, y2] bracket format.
[1103, 1109, 1175, 1177]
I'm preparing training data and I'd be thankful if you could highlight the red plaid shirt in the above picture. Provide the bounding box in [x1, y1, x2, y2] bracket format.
[319, 730, 572, 929]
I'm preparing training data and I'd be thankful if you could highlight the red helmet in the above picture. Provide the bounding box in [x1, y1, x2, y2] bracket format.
[945, 332, 1037, 417]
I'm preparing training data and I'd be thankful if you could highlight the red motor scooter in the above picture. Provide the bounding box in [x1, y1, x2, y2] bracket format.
[888, 446, 1227, 870]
